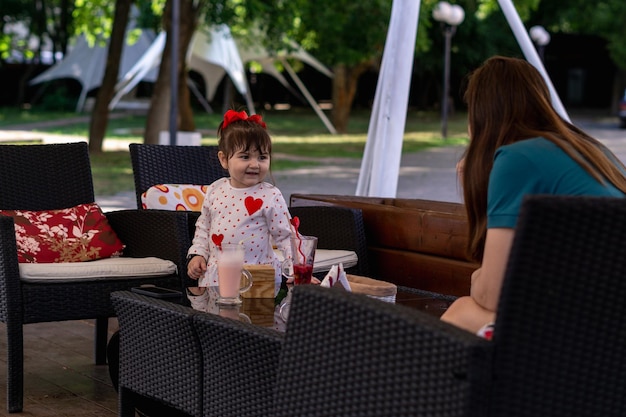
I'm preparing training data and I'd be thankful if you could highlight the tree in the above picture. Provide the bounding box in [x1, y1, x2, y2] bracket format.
[143, 0, 201, 144]
[290, 0, 394, 133]
[87, 0, 133, 154]
[286, 0, 531, 133]
[143, 0, 304, 144]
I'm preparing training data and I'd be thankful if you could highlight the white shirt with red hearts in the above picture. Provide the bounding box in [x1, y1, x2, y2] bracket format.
[188, 177, 293, 286]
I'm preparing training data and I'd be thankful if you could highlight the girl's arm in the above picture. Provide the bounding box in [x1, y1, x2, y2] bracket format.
[187, 185, 217, 258]
[265, 190, 293, 255]
[470, 227, 515, 311]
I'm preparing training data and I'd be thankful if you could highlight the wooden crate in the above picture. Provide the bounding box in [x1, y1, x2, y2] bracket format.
[242, 264, 276, 299]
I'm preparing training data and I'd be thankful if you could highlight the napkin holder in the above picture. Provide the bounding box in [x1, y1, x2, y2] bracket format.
[242, 264, 275, 299]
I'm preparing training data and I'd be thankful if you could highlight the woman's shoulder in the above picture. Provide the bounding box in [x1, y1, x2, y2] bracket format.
[498, 137, 553, 151]
[496, 137, 562, 160]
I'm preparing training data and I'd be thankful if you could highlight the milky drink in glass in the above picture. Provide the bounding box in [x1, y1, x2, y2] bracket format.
[282, 235, 317, 285]
[217, 244, 253, 305]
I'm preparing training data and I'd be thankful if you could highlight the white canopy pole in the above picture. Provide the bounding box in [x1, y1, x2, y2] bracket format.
[498, 0, 570, 122]
[282, 59, 337, 134]
[356, 0, 420, 197]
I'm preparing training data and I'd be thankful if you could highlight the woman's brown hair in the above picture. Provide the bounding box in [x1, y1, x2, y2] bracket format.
[462, 55, 626, 261]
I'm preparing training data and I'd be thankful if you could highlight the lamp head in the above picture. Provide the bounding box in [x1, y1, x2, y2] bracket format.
[530, 25, 551, 46]
[433, 2, 465, 26]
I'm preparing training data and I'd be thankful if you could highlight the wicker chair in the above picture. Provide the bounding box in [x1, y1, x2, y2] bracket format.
[0, 143, 190, 413]
[192, 309, 283, 417]
[129, 143, 227, 210]
[129, 143, 371, 279]
[274, 195, 626, 417]
[111, 291, 202, 417]
[288, 206, 370, 277]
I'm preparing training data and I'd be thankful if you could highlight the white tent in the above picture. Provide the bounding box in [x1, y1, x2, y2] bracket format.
[29, 31, 157, 112]
[110, 27, 255, 113]
[111, 24, 336, 132]
[356, 0, 569, 197]
[28, 23, 335, 131]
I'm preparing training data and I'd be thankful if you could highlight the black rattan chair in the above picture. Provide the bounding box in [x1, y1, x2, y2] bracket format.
[111, 291, 202, 417]
[273, 285, 480, 417]
[0, 143, 190, 413]
[274, 195, 626, 417]
[288, 205, 370, 277]
[129, 143, 227, 210]
[192, 309, 283, 417]
[129, 143, 370, 279]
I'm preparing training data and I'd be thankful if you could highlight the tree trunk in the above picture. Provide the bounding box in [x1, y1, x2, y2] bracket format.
[331, 62, 370, 133]
[88, 0, 132, 154]
[144, 0, 198, 144]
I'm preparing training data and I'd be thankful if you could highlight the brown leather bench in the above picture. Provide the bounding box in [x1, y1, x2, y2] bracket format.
[289, 194, 478, 296]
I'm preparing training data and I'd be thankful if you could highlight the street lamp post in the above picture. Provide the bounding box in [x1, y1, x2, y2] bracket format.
[433, 1, 464, 139]
[529, 25, 551, 63]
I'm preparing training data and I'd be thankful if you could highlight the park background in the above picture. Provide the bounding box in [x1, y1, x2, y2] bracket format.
[1, 0, 625, 131]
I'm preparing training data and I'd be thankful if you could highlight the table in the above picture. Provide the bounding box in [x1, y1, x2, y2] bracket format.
[107, 285, 456, 416]
[201, 285, 455, 331]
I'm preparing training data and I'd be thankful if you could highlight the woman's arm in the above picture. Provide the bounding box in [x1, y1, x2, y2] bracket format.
[440, 227, 514, 333]
[470, 227, 514, 311]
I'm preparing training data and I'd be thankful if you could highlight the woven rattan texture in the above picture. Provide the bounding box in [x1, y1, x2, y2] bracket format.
[289, 206, 370, 277]
[0, 143, 189, 413]
[488, 195, 626, 417]
[273, 196, 626, 417]
[0, 143, 95, 210]
[192, 312, 283, 417]
[112, 291, 203, 417]
[273, 285, 480, 417]
[129, 143, 228, 209]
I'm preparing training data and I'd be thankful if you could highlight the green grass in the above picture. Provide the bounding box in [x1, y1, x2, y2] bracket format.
[1, 107, 469, 195]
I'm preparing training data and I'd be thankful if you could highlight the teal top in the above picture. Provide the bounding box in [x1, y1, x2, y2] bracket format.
[488, 137, 625, 228]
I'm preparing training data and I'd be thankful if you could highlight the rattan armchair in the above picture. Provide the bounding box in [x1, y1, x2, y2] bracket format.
[274, 195, 626, 417]
[112, 290, 283, 417]
[129, 143, 371, 279]
[192, 308, 283, 416]
[288, 205, 370, 277]
[0, 143, 190, 413]
[111, 291, 202, 417]
[129, 143, 227, 210]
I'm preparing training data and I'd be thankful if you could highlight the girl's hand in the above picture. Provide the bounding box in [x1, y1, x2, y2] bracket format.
[187, 256, 207, 280]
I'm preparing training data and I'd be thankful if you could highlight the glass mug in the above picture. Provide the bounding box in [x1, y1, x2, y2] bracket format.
[281, 235, 318, 285]
[217, 244, 253, 305]
[218, 304, 252, 323]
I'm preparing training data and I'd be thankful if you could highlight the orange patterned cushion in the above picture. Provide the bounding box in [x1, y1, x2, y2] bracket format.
[0, 203, 125, 263]
[141, 184, 207, 211]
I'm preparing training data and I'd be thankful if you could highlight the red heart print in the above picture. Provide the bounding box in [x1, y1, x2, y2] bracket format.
[245, 196, 263, 215]
[212, 234, 224, 248]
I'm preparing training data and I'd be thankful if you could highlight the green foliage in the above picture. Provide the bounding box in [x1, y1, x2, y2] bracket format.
[291, 0, 392, 67]
[531, 0, 626, 69]
[37, 87, 78, 111]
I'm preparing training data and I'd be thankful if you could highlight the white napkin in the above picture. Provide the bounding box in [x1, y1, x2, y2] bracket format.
[320, 263, 351, 291]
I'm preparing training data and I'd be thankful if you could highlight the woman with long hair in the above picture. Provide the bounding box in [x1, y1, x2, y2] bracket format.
[440, 56, 626, 336]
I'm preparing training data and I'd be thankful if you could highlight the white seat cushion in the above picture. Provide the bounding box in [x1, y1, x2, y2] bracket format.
[274, 249, 358, 273]
[19, 257, 177, 283]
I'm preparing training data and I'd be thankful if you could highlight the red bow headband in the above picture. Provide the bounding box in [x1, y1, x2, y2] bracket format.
[222, 110, 267, 130]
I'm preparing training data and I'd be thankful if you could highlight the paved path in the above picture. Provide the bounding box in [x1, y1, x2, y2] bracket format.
[2, 112, 625, 211]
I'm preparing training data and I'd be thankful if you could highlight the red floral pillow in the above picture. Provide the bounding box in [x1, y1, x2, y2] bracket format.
[0, 203, 125, 263]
